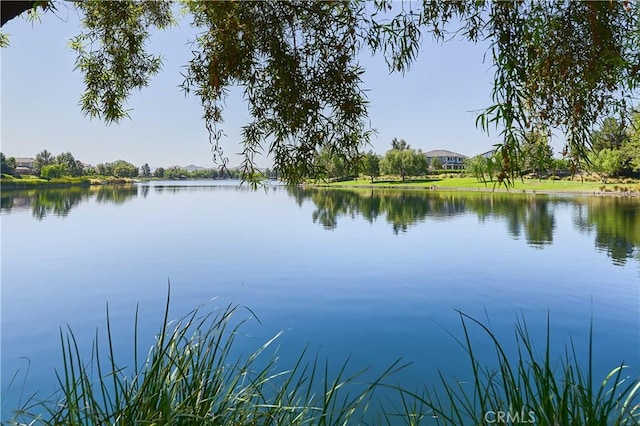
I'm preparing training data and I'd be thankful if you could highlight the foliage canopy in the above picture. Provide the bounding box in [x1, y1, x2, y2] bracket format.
[3, 1, 639, 184]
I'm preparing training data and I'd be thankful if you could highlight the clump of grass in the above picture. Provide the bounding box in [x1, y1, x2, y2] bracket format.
[389, 311, 640, 425]
[8, 291, 405, 425]
[6, 299, 639, 425]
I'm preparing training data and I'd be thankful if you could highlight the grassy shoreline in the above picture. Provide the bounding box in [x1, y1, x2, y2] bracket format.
[3, 174, 640, 196]
[0, 175, 137, 190]
[311, 175, 640, 196]
[0, 175, 243, 190]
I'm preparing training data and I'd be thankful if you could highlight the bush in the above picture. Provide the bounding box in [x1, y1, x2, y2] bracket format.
[40, 164, 67, 179]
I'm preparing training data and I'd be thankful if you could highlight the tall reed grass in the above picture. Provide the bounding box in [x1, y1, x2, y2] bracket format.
[6, 298, 639, 425]
[386, 311, 640, 425]
[7, 293, 406, 425]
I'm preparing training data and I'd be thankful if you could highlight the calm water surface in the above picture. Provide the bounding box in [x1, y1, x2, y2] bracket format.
[1, 181, 639, 419]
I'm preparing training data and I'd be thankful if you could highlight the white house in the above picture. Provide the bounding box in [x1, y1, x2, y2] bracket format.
[14, 157, 35, 175]
[424, 150, 468, 170]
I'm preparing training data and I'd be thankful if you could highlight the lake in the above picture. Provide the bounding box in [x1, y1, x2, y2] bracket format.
[1, 181, 639, 421]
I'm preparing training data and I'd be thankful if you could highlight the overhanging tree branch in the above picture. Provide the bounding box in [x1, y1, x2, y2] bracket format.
[1, 1, 39, 27]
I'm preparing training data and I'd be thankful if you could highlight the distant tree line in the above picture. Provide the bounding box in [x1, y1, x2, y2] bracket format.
[311, 134, 574, 184]
[0, 150, 89, 178]
[1, 149, 280, 181]
[467, 111, 640, 185]
[92, 160, 139, 178]
[5, 114, 638, 184]
[311, 111, 640, 185]
[151, 166, 278, 180]
[311, 138, 452, 183]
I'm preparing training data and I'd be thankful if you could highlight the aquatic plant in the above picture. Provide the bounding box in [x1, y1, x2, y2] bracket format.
[387, 311, 640, 426]
[6, 298, 639, 425]
[8, 291, 404, 425]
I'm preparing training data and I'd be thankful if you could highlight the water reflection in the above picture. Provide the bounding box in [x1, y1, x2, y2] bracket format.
[95, 185, 139, 205]
[1, 185, 638, 265]
[290, 187, 556, 246]
[289, 187, 638, 265]
[464, 192, 557, 248]
[1, 185, 138, 220]
[573, 197, 640, 266]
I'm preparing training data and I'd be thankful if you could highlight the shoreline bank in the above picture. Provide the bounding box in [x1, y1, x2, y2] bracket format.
[310, 182, 640, 197]
[3, 175, 640, 197]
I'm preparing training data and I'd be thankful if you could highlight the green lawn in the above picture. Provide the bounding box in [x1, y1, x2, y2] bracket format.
[320, 176, 640, 194]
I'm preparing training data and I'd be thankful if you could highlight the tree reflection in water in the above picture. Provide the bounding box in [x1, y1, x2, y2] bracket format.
[1, 185, 139, 220]
[289, 187, 639, 265]
[1, 185, 637, 266]
[573, 197, 640, 266]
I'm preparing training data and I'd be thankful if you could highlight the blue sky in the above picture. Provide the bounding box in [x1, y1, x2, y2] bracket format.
[2, 6, 514, 169]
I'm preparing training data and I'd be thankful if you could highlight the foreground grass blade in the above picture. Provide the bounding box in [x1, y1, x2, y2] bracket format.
[6, 292, 639, 426]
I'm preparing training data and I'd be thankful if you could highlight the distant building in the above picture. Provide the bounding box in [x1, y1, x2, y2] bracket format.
[14, 157, 35, 175]
[424, 150, 468, 170]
